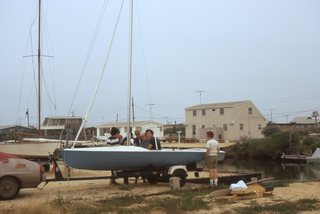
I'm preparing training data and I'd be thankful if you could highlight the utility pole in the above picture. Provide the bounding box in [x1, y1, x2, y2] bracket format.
[26, 108, 30, 127]
[195, 90, 205, 104]
[312, 111, 319, 135]
[267, 109, 273, 123]
[146, 103, 155, 121]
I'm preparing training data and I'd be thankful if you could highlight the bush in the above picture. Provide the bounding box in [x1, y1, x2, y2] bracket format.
[228, 130, 320, 159]
[262, 125, 281, 137]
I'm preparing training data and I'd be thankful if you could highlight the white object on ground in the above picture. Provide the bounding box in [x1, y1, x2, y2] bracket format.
[229, 180, 248, 191]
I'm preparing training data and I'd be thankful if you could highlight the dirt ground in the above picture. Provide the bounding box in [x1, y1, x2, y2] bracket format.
[1, 164, 320, 213]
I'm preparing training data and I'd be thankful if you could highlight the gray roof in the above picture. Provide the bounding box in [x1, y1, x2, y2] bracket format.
[290, 116, 317, 124]
[0, 125, 32, 130]
[44, 116, 83, 119]
[185, 100, 250, 110]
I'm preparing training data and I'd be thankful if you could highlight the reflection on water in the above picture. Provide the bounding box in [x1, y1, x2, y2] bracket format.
[220, 158, 320, 181]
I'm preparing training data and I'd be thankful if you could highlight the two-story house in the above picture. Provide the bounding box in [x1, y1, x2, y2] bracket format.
[185, 100, 267, 142]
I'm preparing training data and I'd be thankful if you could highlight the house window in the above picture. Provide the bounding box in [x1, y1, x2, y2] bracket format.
[201, 125, 205, 128]
[202, 109, 206, 116]
[223, 124, 228, 131]
[240, 124, 244, 130]
[192, 125, 196, 135]
[248, 107, 253, 115]
[258, 124, 262, 130]
[193, 110, 197, 117]
[212, 109, 215, 111]
[220, 108, 224, 115]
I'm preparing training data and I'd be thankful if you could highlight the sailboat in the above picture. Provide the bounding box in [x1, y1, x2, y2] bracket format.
[0, 0, 61, 160]
[62, 0, 225, 171]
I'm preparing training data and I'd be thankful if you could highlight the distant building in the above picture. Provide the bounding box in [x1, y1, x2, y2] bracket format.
[275, 116, 319, 132]
[41, 116, 86, 139]
[185, 100, 267, 142]
[0, 125, 33, 140]
[96, 120, 164, 141]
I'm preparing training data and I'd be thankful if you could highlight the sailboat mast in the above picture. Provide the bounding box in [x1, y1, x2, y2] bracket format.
[126, 0, 133, 144]
[37, 0, 41, 130]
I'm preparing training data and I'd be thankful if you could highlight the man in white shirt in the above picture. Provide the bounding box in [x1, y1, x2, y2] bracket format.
[205, 131, 220, 187]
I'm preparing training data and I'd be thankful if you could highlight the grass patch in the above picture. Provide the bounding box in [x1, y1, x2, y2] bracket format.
[54, 187, 214, 213]
[148, 194, 209, 213]
[237, 198, 319, 214]
[166, 185, 228, 198]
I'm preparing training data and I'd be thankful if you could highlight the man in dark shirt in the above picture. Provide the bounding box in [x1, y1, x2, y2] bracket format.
[146, 129, 161, 150]
[133, 130, 141, 146]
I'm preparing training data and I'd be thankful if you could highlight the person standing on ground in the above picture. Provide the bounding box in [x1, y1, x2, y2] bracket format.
[133, 130, 142, 146]
[146, 129, 162, 150]
[107, 127, 121, 185]
[205, 131, 220, 187]
[106, 127, 121, 146]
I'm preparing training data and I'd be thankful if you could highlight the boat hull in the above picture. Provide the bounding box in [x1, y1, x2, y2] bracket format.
[62, 146, 225, 171]
[0, 140, 61, 159]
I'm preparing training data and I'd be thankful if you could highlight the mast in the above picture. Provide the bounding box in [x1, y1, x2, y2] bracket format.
[37, 0, 41, 130]
[126, 0, 133, 144]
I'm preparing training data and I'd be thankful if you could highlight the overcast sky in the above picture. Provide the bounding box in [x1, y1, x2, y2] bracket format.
[1, 0, 320, 127]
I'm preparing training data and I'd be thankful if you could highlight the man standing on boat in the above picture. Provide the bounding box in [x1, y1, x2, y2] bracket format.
[205, 131, 220, 187]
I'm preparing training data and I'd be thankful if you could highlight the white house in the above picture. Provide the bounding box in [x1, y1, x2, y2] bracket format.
[96, 120, 164, 141]
[185, 100, 267, 142]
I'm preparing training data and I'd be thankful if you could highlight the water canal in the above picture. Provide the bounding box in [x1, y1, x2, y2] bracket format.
[220, 158, 320, 181]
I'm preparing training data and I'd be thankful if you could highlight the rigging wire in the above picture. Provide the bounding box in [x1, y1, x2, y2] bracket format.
[41, 63, 57, 111]
[43, 0, 57, 114]
[72, 0, 126, 147]
[135, 1, 152, 105]
[17, 4, 38, 124]
[67, 0, 110, 115]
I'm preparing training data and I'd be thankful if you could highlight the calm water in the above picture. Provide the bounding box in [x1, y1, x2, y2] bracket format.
[220, 158, 320, 181]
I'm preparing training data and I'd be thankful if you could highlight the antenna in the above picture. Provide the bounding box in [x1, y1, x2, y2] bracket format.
[146, 103, 155, 121]
[195, 90, 205, 104]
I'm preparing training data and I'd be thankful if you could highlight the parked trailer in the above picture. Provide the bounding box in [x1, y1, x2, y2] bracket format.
[42, 159, 202, 188]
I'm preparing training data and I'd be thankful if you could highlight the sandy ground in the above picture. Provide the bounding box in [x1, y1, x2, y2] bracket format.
[1, 164, 320, 213]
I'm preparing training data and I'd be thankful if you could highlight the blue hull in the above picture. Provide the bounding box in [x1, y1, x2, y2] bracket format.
[62, 146, 225, 171]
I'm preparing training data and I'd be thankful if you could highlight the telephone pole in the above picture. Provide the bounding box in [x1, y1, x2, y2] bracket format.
[267, 109, 273, 123]
[26, 108, 30, 127]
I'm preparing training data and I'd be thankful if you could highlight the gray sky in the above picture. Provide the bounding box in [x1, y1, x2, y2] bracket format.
[1, 0, 320, 126]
